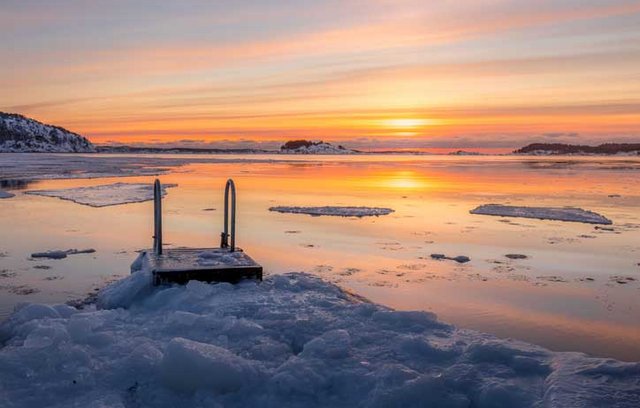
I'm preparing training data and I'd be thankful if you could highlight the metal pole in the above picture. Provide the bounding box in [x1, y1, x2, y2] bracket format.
[221, 181, 229, 248]
[230, 179, 236, 251]
[221, 179, 236, 251]
[153, 179, 163, 255]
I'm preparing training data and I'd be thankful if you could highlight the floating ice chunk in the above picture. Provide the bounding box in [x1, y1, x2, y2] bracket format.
[269, 206, 394, 217]
[470, 204, 612, 225]
[31, 248, 96, 259]
[31, 250, 69, 259]
[0, 190, 15, 199]
[26, 182, 177, 207]
[505, 254, 528, 260]
[430, 254, 470, 263]
[160, 337, 261, 393]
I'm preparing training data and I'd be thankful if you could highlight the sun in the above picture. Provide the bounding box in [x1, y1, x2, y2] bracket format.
[382, 118, 431, 129]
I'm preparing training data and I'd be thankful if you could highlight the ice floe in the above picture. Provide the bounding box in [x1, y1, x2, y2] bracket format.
[470, 204, 612, 225]
[269, 206, 394, 217]
[30, 249, 96, 260]
[26, 183, 176, 207]
[1, 271, 639, 407]
[505, 254, 528, 260]
[430, 254, 471, 263]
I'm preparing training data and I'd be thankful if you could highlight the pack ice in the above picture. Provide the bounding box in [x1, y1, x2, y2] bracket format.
[26, 182, 177, 207]
[470, 204, 612, 225]
[269, 206, 394, 217]
[0, 271, 638, 407]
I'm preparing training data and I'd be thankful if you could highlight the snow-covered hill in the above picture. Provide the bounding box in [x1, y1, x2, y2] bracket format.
[280, 140, 356, 154]
[0, 112, 95, 153]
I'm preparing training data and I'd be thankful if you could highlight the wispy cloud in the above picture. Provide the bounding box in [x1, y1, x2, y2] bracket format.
[1, 0, 639, 150]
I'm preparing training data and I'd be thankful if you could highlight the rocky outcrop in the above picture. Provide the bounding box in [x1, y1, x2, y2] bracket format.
[280, 140, 355, 154]
[0, 112, 95, 153]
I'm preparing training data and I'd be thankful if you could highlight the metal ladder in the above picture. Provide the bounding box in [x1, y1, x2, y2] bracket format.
[152, 178, 237, 255]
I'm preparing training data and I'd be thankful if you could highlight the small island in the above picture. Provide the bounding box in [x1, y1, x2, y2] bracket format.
[514, 143, 640, 156]
[280, 140, 356, 154]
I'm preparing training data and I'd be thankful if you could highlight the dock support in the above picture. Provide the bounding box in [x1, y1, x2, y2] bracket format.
[220, 179, 236, 252]
[153, 179, 163, 255]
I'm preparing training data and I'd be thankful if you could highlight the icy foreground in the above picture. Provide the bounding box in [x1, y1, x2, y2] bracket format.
[2, 273, 639, 407]
[470, 204, 612, 225]
[270, 206, 394, 217]
[26, 182, 177, 207]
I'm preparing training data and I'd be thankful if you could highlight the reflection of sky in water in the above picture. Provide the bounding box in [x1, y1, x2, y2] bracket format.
[0, 155, 639, 360]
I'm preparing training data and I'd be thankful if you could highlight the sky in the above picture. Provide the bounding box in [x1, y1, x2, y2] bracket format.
[2, 0, 639, 152]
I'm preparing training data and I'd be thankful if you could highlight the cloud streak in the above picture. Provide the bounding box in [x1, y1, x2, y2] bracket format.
[1, 0, 639, 150]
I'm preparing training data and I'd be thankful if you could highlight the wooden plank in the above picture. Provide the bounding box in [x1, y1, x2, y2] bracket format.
[146, 247, 263, 285]
[153, 266, 262, 285]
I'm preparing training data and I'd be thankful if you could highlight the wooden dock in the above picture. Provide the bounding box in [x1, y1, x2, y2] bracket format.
[139, 179, 263, 285]
[148, 247, 262, 285]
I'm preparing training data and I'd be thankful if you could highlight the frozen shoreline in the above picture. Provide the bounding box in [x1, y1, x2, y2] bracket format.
[1, 271, 638, 407]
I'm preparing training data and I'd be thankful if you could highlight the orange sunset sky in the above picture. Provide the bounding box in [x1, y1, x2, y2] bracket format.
[2, 0, 640, 152]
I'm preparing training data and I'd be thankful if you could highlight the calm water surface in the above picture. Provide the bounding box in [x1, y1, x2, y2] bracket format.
[1, 154, 639, 360]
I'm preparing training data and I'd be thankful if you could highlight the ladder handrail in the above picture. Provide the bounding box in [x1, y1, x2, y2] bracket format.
[221, 179, 236, 252]
[154, 178, 237, 255]
[153, 179, 163, 255]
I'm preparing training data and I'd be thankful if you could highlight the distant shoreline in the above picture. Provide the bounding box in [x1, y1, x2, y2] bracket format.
[2, 149, 640, 157]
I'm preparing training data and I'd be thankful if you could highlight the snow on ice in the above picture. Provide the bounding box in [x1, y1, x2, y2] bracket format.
[1, 269, 639, 407]
[197, 251, 256, 267]
[470, 204, 612, 225]
[25, 182, 177, 207]
[269, 206, 394, 217]
[31, 249, 96, 260]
